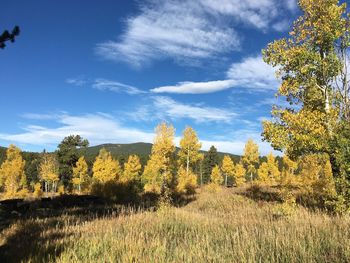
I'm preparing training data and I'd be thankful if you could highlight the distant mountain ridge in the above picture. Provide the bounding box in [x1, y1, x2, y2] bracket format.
[81, 142, 154, 157]
[0, 142, 241, 163]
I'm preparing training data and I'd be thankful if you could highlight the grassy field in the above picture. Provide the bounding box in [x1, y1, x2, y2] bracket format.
[1, 187, 350, 262]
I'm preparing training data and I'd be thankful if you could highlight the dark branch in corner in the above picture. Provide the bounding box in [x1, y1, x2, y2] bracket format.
[0, 26, 20, 49]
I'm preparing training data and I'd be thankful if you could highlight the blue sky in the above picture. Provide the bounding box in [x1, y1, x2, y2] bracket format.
[0, 0, 300, 155]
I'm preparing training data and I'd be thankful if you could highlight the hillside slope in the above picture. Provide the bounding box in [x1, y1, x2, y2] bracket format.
[0, 143, 241, 164]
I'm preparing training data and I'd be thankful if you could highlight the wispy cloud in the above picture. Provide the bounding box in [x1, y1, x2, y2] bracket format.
[21, 113, 62, 120]
[127, 96, 236, 123]
[0, 112, 276, 155]
[284, 0, 298, 12]
[96, 0, 240, 66]
[226, 55, 278, 90]
[92, 79, 146, 95]
[66, 77, 87, 87]
[272, 19, 291, 32]
[0, 113, 154, 147]
[152, 96, 236, 123]
[200, 0, 278, 30]
[96, 0, 296, 66]
[151, 55, 279, 94]
[66, 77, 145, 95]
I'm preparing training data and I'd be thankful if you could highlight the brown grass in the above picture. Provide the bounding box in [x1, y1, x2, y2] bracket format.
[1, 187, 350, 262]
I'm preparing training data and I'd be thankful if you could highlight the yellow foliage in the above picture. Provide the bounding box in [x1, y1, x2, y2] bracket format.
[280, 155, 299, 188]
[33, 183, 43, 198]
[257, 152, 280, 185]
[58, 185, 65, 195]
[121, 155, 142, 183]
[298, 154, 336, 197]
[16, 188, 29, 199]
[92, 148, 121, 183]
[221, 155, 235, 186]
[39, 153, 59, 193]
[211, 165, 223, 186]
[233, 162, 246, 186]
[178, 126, 203, 171]
[0, 145, 26, 198]
[242, 139, 259, 181]
[142, 158, 162, 193]
[72, 156, 90, 193]
[262, 0, 348, 156]
[176, 166, 197, 195]
[142, 122, 175, 193]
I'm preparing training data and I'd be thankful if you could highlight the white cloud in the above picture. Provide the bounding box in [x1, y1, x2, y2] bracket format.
[151, 80, 235, 94]
[0, 114, 154, 147]
[226, 55, 278, 90]
[151, 55, 279, 94]
[96, 0, 239, 66]
[198, 127, 280, 156]
[21, 113, 62, 120]
[152, 96, 236, 123]
[96, 0, 295, 66]
[66, 77, 87, 87]
[0, 113, 277, 155]
[92, 79, 146, 95]
[284, 0, 298, 12]
[201, 138, 278, 156]
[272, 20, 290, 32]
[199, 0, 279, 29]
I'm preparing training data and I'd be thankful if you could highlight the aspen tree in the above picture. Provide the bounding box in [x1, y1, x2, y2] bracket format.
[242, 139, 259, 181]
[142, 122, 175, 194]
[178, 126, 203, 173]
[121, 154, 142, 183]
[211, 165, 223, 186]
[262, 0, 350, 161]
[0, 145, 26, 197]
[257, 152, 280, 185]
[234, 162, 246, 187]
[221, 155, 235, 187]
[72, 156, 89, 193]
[92, 148, 121, 183]
[39, 152, 59, 193]
[176, 166, 197, 194]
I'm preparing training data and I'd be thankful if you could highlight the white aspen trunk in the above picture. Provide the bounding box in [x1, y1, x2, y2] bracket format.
[325, 89, 330, 114]
[225, 174, 227, 187]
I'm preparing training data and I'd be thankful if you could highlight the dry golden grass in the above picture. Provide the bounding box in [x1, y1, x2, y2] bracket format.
[1, 187, 350, 262]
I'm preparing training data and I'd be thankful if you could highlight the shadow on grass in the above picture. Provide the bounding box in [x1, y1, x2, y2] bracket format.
[0, 191, 197, 262]
[0, 215, 71, 262]
[0, 194, 151, 262]
[236, 184, 283, 203]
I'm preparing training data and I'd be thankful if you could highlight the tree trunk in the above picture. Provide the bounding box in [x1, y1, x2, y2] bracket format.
[325, 89, 330, 114]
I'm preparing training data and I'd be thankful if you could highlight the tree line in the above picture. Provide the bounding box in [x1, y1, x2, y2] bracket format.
[0, 123, 336, 211]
